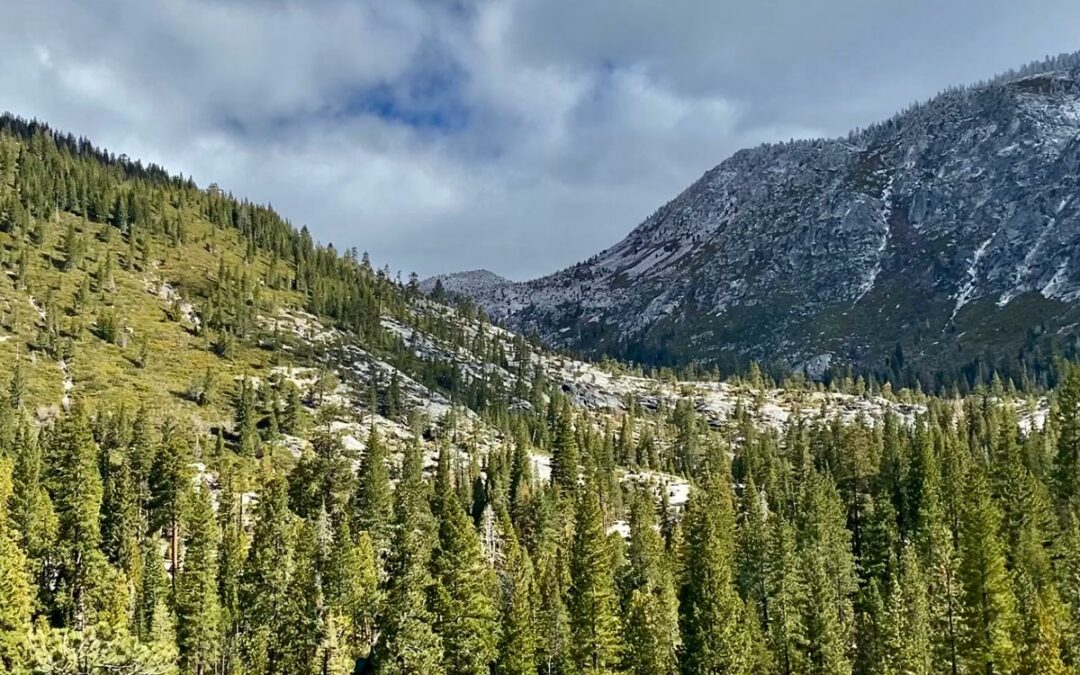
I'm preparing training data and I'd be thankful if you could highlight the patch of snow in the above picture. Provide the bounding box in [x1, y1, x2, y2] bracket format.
[951, 235, 994, 320]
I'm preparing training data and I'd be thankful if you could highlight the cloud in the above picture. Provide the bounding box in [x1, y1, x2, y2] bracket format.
[1, 0, 1078, 279]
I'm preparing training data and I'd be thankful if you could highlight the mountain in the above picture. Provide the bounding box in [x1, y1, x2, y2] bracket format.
[0, 112, 925, 491]
[1, 103, 1077, 674]
[421, 268, 513, 300]
[427, 52, 1080, 388]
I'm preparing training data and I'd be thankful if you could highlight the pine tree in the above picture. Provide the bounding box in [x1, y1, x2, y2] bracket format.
[535, 525, 573, 675]
[881, 546, 932, 675]
[148, 431, 193, 588]
[497, 526, 538, 675]
[736, 475, 770, 634]
[101, 455, 141, 582]
[431, 447, 500, 674]
[47, 402, 106, 628]
[216, 463, 246, 675]
[8, 360, 25, 409]
[283, 382, 304, 435]
[551, 405, 580, 493]
[678, 454, 749, 675]
[764, 515, 807, 675]
[567, 474, 622, 675]
[796, 471, 856, 675]
[957, 467, 1018, 674]
[1015, 569, 1068, 675]
[622, 490, 679, 675]
[352, 427, 393, 550]
[8, 420, 57, 586]
[135, 532, 172, 643]
[1057, 512, 1080, 669]
[278, 519, 326, 675]
[239, 474, 294, 673]
[1053, 363, 1080, 508]
[324, 518, 379, 662]
[0, 457, 33, 671]
[374, 440, 443, 674]
[176, 483, 222, 675]
[854, 579, 887, 675]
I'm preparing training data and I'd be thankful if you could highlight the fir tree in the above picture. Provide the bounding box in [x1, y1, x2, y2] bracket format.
[797, 471, 856, 675]
[551, 405, 580, 493]
[47, 402, 106, 628]
[678, 453, 750, 675]
[0, 458, 33, 671]
[497, 526, 537, 675]
[567, 476, 622, 675]
[374, 439, 443, 674]
[431, 447, 500, 674]
[622, 490, 679, 675]
[239, 474, 294, 673]
[352, 426, 394, 550]
[764, 515, 807, 675]
[881, 546, 932, 675]
[1053, 363, 1080, 508]
[278, 519, 326, 675]
[175, 483, 222, 675]
[324, 518, 379, 662]
[957, 467, 1018, 674]
[148, 431, 193, 588]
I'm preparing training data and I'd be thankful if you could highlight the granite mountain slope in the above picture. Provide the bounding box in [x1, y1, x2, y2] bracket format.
[427, 53, 1080, 386]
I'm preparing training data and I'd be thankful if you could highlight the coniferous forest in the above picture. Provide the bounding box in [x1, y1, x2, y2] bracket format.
[4, 115, 1080, 675]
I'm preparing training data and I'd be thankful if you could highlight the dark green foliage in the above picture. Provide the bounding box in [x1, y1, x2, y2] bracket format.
[678, 452, 750, 675]
[374, 440, 443, 674]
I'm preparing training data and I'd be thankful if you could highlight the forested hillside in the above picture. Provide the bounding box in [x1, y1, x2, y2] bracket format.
[3, 114, 1080, 675]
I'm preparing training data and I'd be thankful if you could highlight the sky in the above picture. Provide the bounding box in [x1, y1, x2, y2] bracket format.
[2, 1, 1079, 280]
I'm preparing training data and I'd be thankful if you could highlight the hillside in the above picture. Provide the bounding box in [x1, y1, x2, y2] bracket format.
[0, 114, 943, 462]
[427, 52, 1080, 390]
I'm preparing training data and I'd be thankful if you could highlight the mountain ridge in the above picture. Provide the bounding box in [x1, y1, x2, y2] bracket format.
[426, 51, 1080, 387]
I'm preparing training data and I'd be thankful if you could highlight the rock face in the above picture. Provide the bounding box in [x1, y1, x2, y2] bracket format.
[427, 53, 1080, 380]
[420, 269, 513, 300]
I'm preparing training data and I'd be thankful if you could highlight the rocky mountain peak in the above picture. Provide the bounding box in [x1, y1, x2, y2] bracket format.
[433, 51, 1080, 384]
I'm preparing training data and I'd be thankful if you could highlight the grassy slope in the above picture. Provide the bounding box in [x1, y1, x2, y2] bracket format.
[0, 207, 304, 426]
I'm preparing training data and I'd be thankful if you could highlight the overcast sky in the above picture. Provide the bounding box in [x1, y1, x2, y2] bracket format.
[2, 1, 1079, 279]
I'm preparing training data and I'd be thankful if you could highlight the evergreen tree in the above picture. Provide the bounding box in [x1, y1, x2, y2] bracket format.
[797, 471, 856, 675]
[148, 431, 193, 588]
[0, 458, 33, 671]
[175, 483, 222, 675]
[352, 427, 393, 550]
[567, 477, 622, 675]
[678, 454, 749, 675]
[1054, 363, 1080, 508]
[881, 546, 932, 675]
[239, 474, 294, 674]
[216, 463, 246, 675]
[496, 526, 537, 675]
[957, 467, 1018, 674]
[764, 515, 807, 675]
[278, 519, 326, 675]
[8, 420, 57, 591]
[551, 405, 580, 493]
[622, 490, 679, 675]
[47, 402, 107, 628]
[431, 447, 500, 674]
[374, 439, 443, 674]
[536, 551, 572, 675]
[324, 518, 379, 663]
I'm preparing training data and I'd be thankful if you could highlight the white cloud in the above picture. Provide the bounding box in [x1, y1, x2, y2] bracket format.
[0, 0, 1078, 279]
